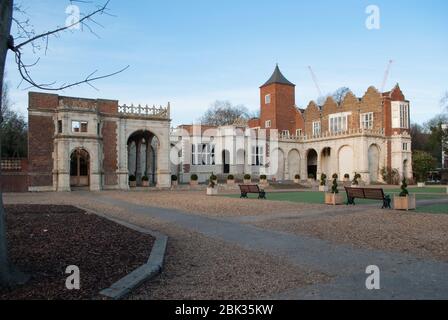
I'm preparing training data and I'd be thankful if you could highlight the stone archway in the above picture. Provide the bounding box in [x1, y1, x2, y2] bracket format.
[287, 149, 300, 180]
[222, 150, 230, 174]
[306, 149, 318, 180]
[320, 147, 331, 177]
[128, 130, 159, 186]
[70, 148, 90, 188]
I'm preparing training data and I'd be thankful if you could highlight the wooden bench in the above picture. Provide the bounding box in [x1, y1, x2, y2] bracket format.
[345, 187, 391, 209]
[239, 184, 266, 199]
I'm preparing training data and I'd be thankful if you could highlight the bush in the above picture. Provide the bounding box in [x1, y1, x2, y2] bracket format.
[171, 175, 178, 181]
[331, 174, 339, 194]
[142, 175, 149, 182]
[227, 174, 234, 180]
[244, 174, 251, 180]
[413, 150, 436, 183]
[320, 173, 327, 186]
[399, 178, 409, 197]
[380, 167, 400, 185]
[129, 175, 136, 182]
[191, 174, 198, 181]
[210, 173, 217, 181]
[260, 175, 267, 180]
[352, 173, 361, 185]
[295, 174, 301, 180]
[344, 174, 350, 179]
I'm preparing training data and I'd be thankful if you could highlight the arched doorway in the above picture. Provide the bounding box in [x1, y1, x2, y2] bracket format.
[222, 150, 230, 174]
[70, 148, 90, 188]
[128, 130, 159, 186]
[287, 149, 300, 180]
[320, 147, 331, 176]
[368, 144, 380, 183]
[307, 149, 318, 180]
[338, 145, 353, 179]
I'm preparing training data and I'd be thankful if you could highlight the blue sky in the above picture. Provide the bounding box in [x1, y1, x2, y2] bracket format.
[5, 0, 448, 126]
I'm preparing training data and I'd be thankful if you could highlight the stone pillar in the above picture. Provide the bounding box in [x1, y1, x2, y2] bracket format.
[57, 140, 71, 192]
[146, 136, 153, 185]
[156, 136, 171, 188]
[136, 138, 142, 185]
[90, 143, 101, 191]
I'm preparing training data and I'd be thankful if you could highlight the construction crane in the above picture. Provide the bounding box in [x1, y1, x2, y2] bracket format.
[308, 66, 323, 98]
[380, 60, 394, 92]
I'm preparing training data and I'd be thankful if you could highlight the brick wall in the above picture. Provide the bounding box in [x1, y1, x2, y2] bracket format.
[0, 159, 29, 192]
[102, 121, 118, 185]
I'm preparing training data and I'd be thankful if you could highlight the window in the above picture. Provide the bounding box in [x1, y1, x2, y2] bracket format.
[57, 120, 62, 134]
[329, 113, 350, 133]
[360, 112, 373, 129]
[296, 129, 302, 137]
[281, 130, 290, 137]
[97, 123, 101, 135]
[312, 121, 321, 136]
[192, 144, 215, 166]
[251, 146, 264, 166]
[403, 143, 408, 151]
[265, 120, 271, 128]
[392, 102, 410, 129]
[72, 121, 88, 133]
[265, 94, 271, 104]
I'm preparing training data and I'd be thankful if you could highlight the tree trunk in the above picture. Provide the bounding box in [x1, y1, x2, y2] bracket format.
[0, 0, 28, 288]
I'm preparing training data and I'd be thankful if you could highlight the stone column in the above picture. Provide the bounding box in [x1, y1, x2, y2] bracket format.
[136, 138, 142, 185]
[146, 136, 153, 185]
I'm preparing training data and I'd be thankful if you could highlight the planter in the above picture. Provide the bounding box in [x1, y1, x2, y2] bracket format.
[172, 181, 178, 187]
[307, 178, 314, 183]
[259, 179, 269, 186]
[325, 193, 344, 205]
[244, 179, 251, 184]
[294, 179, 300, 184]
[190, 180, 199, 187]
[393, 194, 416, 211]
[142, 181, 150, 187]
[212, 179, 218, 185]
[227, 179, 235, 185]
[351, 184, 361, 188]
[417, 182, 425, 188]
[319, 185, 329, 192]
[206, 187, 218, 196]
[129, 181, 137, 188]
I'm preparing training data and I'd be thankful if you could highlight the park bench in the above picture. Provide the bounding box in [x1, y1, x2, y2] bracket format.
[344, 187, 391, 209]
[239, 184, 267, 199]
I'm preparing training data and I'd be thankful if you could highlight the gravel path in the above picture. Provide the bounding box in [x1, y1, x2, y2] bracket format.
[254, 208, 448, 262]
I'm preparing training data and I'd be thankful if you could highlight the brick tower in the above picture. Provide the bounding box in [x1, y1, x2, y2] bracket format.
[259, 65, 296, 135]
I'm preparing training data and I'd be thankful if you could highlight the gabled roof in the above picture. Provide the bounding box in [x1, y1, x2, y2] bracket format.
[261, 64, 295, 88]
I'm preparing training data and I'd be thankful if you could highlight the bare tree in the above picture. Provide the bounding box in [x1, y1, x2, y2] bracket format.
[0, 0, 128, 288]
[199, 100, 250, 126]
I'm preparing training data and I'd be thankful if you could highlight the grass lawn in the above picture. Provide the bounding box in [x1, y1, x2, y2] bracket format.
[415, 204, 448, 214]
[387, 187, 447, 194]
[225, 190, 448, 205]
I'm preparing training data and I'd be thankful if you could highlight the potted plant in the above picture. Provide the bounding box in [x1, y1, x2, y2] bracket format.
[319, 173, 328, 192]
[325, 174, 344, 205]
[227, 174, 235, 185]
[352, 173, 361, 187]
[294, 174, 301, 184]
[171, 175, 178, 187]
[393, 178, 416, 210]
[244, 174, 251, 184]
[129, 175, 137, 188]
[190, 174, 199, 186]
[344, 174, 350, 182]
[210, 173, 218, 185]
[142, 175, 150, 187]
[259, 174, 268, 186]
[206, 180, 218, 196]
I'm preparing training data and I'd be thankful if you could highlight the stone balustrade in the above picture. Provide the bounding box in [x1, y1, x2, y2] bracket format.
[118, 103, 170, 119]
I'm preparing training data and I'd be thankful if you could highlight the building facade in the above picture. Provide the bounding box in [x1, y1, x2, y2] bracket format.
[27, 92, 172, 191]
[173, 65, 413, 184]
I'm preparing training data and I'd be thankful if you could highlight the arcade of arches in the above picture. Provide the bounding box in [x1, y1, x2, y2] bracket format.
[128, 130, 159, 186]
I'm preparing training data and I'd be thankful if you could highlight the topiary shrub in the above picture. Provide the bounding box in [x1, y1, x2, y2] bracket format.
[171, 175, 178, 181]
[244, 174, 251, 180]
[210, 173, 217, 181]
[191, 174, 198, 181]
[129, 175, 136, 182]
[344, 173, 350, 180]
[260, 175, 267, 180]
[227, 174, 234, 180]
[352, 173, 361, 185]
[142, 175, 149, 182]
[399, 178, 409, 197]
[295, 174, 300, 180]
[320, 174, 327, 186]
[331, 174, 339, 194]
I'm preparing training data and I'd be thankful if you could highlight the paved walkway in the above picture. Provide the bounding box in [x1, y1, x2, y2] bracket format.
[81, 192, 448, 299]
